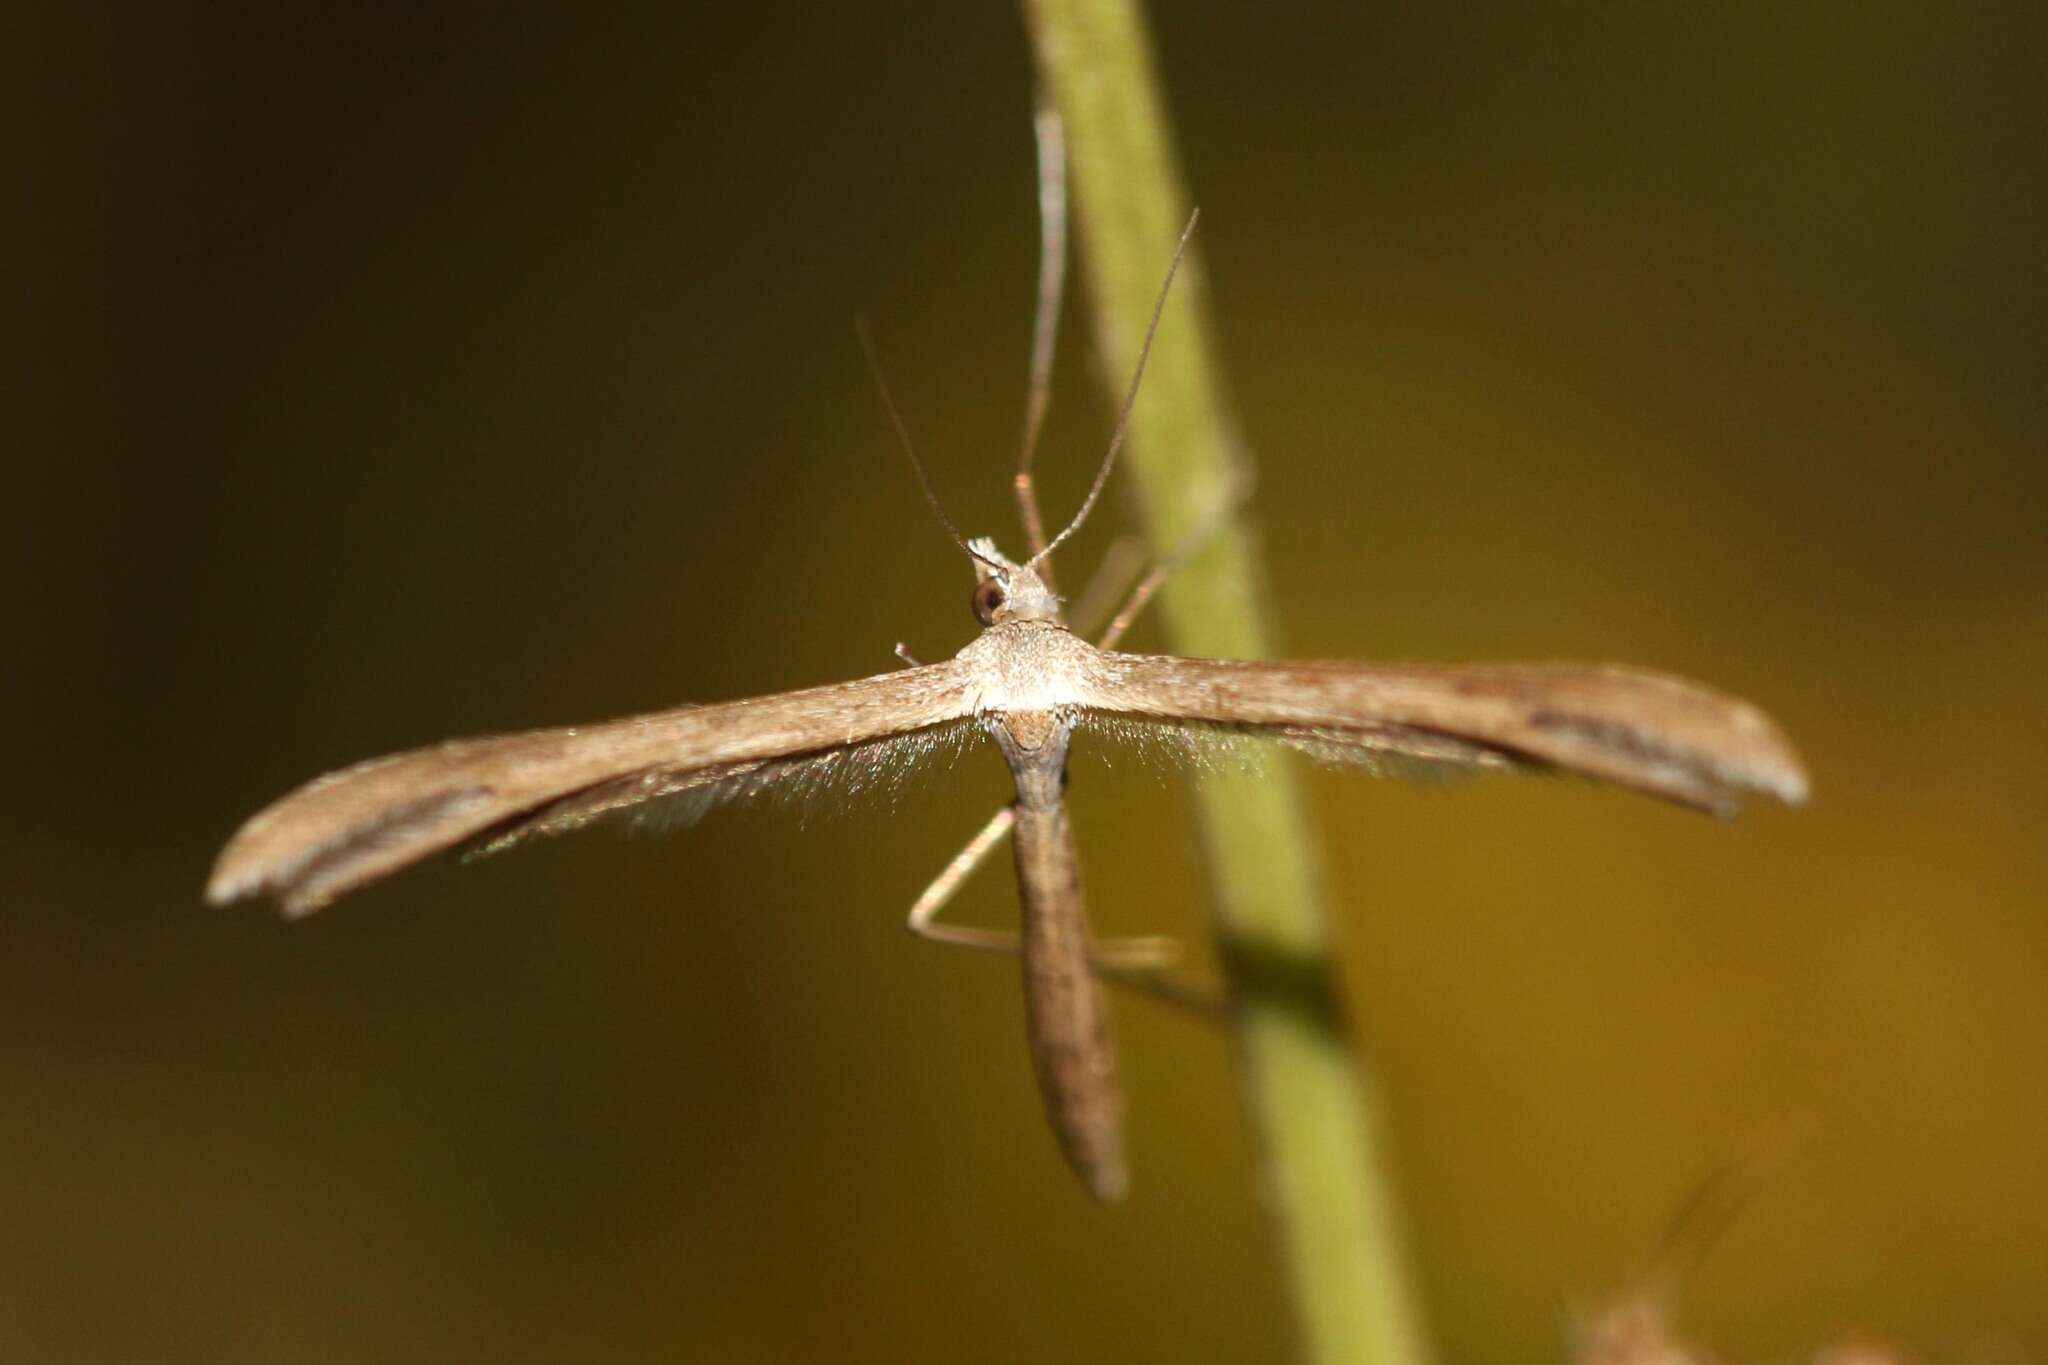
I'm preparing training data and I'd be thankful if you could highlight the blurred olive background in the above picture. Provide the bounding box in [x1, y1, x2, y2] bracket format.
[9, 4, 2044, 1363]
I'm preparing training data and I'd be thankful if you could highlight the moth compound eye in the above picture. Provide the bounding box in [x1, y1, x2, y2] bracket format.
[972, 579, 1007, 625]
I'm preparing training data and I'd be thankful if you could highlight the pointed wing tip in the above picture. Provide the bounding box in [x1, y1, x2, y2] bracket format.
[206, 806, 291, 908]
[1744, 730, 1811, 809]
[1083, 1164, 1130, 1204]
[205, 862, 338, 919]
[203, 849, 258, 908]
[1701, 756, 1807, 817]
[206, 827, 328, 917]
[1697, 697, 1808, 813]
[203, 859, 277, 913]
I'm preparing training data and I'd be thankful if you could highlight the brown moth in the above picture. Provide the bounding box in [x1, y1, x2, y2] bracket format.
[208, 124, 1807, 1202]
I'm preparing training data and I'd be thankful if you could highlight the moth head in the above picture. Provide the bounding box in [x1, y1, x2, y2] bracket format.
[967, 536, 1062, 626]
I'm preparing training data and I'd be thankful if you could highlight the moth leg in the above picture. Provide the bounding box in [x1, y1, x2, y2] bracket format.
[907, 807, 1222, 1015]
[905, 807, 1020, 955]
[893, 642, 926, 668]
[1096, 961, 1228, 1017]
[1097, 468, 1256, 650]
[906, 808, 1171, 964]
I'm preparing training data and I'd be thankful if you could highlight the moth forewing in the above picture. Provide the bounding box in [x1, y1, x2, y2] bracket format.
[1073, 654, 1809, 815]
[207, 660, 980, 916]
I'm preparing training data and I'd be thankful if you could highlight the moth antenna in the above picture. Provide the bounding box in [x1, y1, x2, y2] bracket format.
[1635, 1134, 1792, 1301]
[855, 317, 1001, 571]
[1014, 96, 1068, 567]
[1030, 206, 1200, 569]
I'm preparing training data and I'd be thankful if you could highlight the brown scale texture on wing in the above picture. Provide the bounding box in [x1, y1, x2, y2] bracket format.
[208, 662, 976, 916]
[1078, 654, 1808, 815]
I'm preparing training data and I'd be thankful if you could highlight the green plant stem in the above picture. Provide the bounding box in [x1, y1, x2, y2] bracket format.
[1022, 5, 1435, 1364]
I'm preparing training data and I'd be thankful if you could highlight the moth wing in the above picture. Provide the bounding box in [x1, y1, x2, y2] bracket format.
[208, 661, 978, 916]
[1078, 654, 1807, 815]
